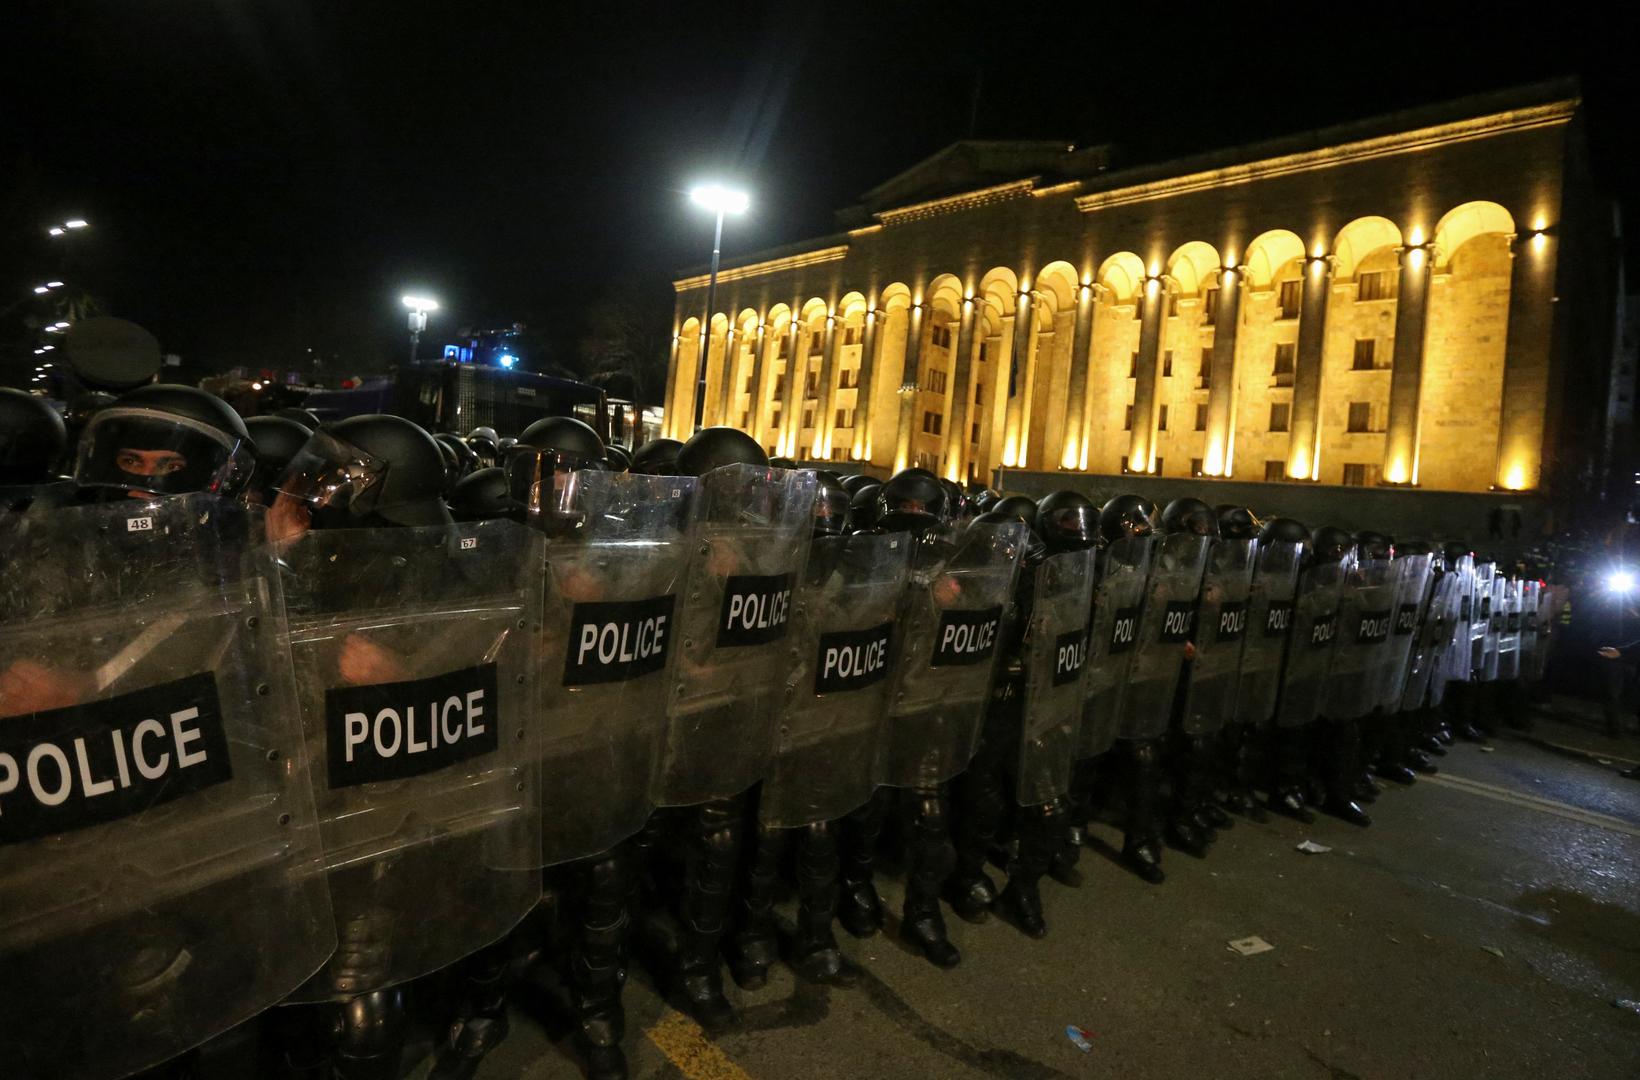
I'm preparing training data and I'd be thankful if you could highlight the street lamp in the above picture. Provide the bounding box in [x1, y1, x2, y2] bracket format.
[402, 294, 439, 364]
[687, 182, 750, 431]
[46, 218, 89, 237]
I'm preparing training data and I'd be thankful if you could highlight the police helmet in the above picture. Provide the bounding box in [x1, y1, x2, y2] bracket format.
[991, 494, 1038, 526]
[1216, 505, 1260, 541]
[273, 407, 322, 431]
[878, 468, 947, 522]
[814, 472, 852, 538]
[1310, 525, 1356, 562]
[507, 416, 606, 521]
[1258, 517, 1310, 546]
[449, 467, 518, 522]
[1099, 494, 1157, 543]
[1355, 530, 1394, 560]
[630, 437, 684, 476]
[677, 427, 768, 477]
[850, 483, 882, 531]
[1160, 497, 1217, 537]
[244, 415, 314, 506]
[604, 444, 632, 473]
[0, 388, 67, 486]
[75, 384, 254, 498]
[1035, 490, 1099, 554]
[839, 474, 875, 496]
[276, 413, 451, 529]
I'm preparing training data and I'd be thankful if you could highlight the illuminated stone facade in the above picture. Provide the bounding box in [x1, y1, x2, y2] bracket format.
[663, 82, 1614, 497]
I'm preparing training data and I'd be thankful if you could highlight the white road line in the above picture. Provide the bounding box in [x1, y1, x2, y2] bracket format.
[1424, 772, 1640, 839]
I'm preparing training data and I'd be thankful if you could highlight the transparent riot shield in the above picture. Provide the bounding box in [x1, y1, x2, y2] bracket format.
[1274, 554, 1348, 729]
[1180, 537, 1258, 736]
[1321, 554, 1397, 722]
[760, 531, 912, 829]
[538, 472, 695, 865]
[1379, 554, 1435, 713]
[1078, 535, 1150, 758]
[1470, 561, 1496, 683]
[1015, 548, 1098, 806]
[1438, 554, 1478, 696]
[881, 519, 1028, 789]
[1235, 540, 1304, 729]
[0, 496, 333, 1080]
[281, 520, 543, 1003]
[1401, 569, 1459, 712]
[1497, 577, 1522, 681]
[1481, 568, 1506, 682]
[1519, 579, 1542, 683]
[1117, 532, 1212, 741]
[655, 464, 817, 806]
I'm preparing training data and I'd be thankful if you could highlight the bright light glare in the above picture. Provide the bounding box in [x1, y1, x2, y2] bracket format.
[689, 183, 750, 215]
[65, 219, 88, 229]
[46, 282, 62, 288]
[498, 353, 517, 368]
[251, 382, 263, 391]
[1607, 571, 1636, 595]
[402, 294, 439, 312]
[52, 321, 68, 329]
[48, 227, 64, 237]
[33, 286, 48, 294]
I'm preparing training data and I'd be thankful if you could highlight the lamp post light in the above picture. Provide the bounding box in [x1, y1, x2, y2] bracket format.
[687, 182, 750, 431]
[402, 294, 439, 364]
[46, 218, 89, 237]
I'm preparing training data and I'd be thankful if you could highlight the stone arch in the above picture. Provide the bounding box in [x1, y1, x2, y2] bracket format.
[1096, 251, 1146, 303]
[1243, 230, 1306, 290]
[1433, 201, 1516, 270]
[1164, 241, 1221, 297]
[1332, 217, 1403, 280]
[1025, 261, 1081, 470]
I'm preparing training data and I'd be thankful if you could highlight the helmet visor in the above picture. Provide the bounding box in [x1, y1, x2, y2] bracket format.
[1042, 503, 1099, 542]
[505, 446, 605, 520]
[276, 430, 389, 516]
[74, 407, 251, 497]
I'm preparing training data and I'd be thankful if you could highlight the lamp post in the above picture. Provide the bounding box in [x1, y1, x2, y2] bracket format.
[687, 183, 749, 431]
[402, 294, 439, 364]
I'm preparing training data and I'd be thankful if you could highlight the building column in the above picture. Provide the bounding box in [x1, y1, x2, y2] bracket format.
[1381, 244, 1434, 485]
[1286, 256, 1334, 480]
[1126, 278, 1165, 472]
[663, 333, 683, 438]
[779, 318, 807, 457]
[942, 297, 980, 481]
[714, 326, 739, 424]
[893, 304, 926, 473]
[1494, 231, 1554, 490]
[1203, 267, 1244, 476]
[1060, 284, 1097, 469]
[745, 319, 770, 440]
[852, 307, 881, 461]
[1001, 291, 1035, 467]
[813, 314, 841, 459]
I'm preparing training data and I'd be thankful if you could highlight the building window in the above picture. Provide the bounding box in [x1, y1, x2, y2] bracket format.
[1153, 457, 1164, 475]
[1347, 401, 1374, 432]
[803, 405, 816, 429]
[839, 366, 859, 389]
[1341, 463, 1373, 486]
[1191, 457, 1204, 476]
[1198, 348, 1213, 389]
[1124, 404, 1134, 431]
[921, 411, 943, 435]
[1202, 287, 1220, 323]
[739, 411, 750, 429]
[742, 374, 754, 394]
[843, 324, 863, 346]
[971, 423, 981, 444]
[834, 407, 855, 429]
[931, 324, 953, 349]
[978, 343, 989, 364]
[1162, 351, 1173, 377]
[1277, 279, 1302, 320]
[1167, 293, 1180, 318]
[1269, 403, 1291, 433]
[1264, 460, 1286, 481]
[974, 382, 984, 404]
[1356, 271, 1394, 302]
[811, 330, 825, 353]
[1158, 405, 1169, 431]
[769, 402, 782, 422]
[1129, 352, 1139, 378]
[777, 336, 790, 359]
[1195, 403, 1209, 431]
[771, 375, 786, 398]
[804, 371, 819, 396]
[1353, 339, 1377, 371]
[926, 369, 948, 394]
[1120, 455, 1130, 472]
[1272, 342, 1296, 385]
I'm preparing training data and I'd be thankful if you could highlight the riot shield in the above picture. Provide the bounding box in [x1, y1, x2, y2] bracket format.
[281, 520, 544, 1002]
[1480, 568, 1506, 682]
[1015, 548, 1098, 806]
[1470, 561, 1496, 682]
[1077, 535, 1150, 758]
[538, 471, 695, 865]
[1519, 579, 1542, 683]
[1438, 554, 1478, 694]
[655, 464, 817, 806]
[0, 496, 333, 1080]
[1379, 554, 1435, 713]
[1321, 555, 1397, 722]
[1117, 532, 1212, 741]
[881, 519, 1028, 788]
[1179, 537, 1258, 736]
[1234, 540, 1304, 728]
[1496, 577, 1522, 681]
[760, 531, 912, 829]
[1274, 554, 1348, 729]
[1401, 569, 1459, 712]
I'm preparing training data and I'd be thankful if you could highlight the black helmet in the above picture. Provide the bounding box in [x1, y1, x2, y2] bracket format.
[75, 383, 254, 498]
[878, 468, 946, 522]
[991, 494, 1038, 526]
[507, 416, 605, 521]
[604, 444, 632, 473]
[1099, 494, 1156, 544]
[467, 433, 499, 469]
[244, 415, 314, 506]
[1397, 539, 1433, 556]
[273, 407, 322, 431]
[1440, 540, 1471, 566]
[769, 455, 797, 469]
[0, 388, 67, 485]
[66, 391, 117, 430]
[839, 473, 876, 496]
[496, 436, 519, 454]
[1355, 530, 1393, 560]
[1215, 505, 1259, 541]
[677, 426, 767, 477]
[940, 478, 969, 523]
[1258, 517, 1310, 545]
[1160, 497, 1217, 537]
[973, 489, 1001, 514]
[630, 437, 683, 476]
[434, 439, 461, 494]
[1035, 490, 1099, 554]
[850, 483, 882, 531]
[277, 413, 450, 529]
[1310, 525, 1356, 562]
[813, 472, 851, 538]
[467, 426, 499, 444]
[449, 467, 517, 522]
[976, 508, 1044, 563]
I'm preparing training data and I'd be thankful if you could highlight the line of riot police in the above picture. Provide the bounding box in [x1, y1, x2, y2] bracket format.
[0, 382, 1555, 1080]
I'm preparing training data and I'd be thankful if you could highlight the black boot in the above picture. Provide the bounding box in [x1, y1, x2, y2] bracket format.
[1121, 740, 1167, 883]
[900, 788, 961, 968]
[729, 819, 783, 991]
[949, 748, 1007, 921]
[329, 990, 408, 1080]
[429, 939, 512, 1080]
[789, 822, 859, 986]
[673, 800, 740, 1031]
[1322, 718, 1372, 827]
[837, 792, 886, 938]
[569, 848, 632, 1080]
[998, 799, 1061, 938]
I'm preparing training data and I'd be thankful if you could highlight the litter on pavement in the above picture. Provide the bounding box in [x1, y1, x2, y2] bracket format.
[1296, 840, 1332, 854]
[1228, 936, 1275, 957]
[1065, 1025, 1095, 1052]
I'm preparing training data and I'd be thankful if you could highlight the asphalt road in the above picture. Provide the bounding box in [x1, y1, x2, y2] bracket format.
[429, 718, 1640, 1080]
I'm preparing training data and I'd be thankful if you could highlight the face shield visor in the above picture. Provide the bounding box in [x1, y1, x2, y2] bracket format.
[505, 446, 605, 524]
[275, 430, 390, 520]
[74, 407, 253, 498]
[1041, 503, 1099, 549]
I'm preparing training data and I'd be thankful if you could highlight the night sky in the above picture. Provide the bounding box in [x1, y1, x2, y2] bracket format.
[5, 2, 1637, 376]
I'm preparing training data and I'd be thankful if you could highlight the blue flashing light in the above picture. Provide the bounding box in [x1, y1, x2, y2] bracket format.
[498, 353, 517, 368]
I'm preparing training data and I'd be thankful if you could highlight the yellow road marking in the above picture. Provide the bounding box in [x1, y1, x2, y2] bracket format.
[644, 1010, 754, 1080]
[1425, 772, 1640, 839]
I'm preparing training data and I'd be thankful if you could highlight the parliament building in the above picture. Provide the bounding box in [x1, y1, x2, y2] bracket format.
[661, 81, 1617, 523]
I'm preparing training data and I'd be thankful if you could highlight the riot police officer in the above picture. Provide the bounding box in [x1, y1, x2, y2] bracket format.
[0, 387, 70, 513]
[244, 415, 315, 508]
